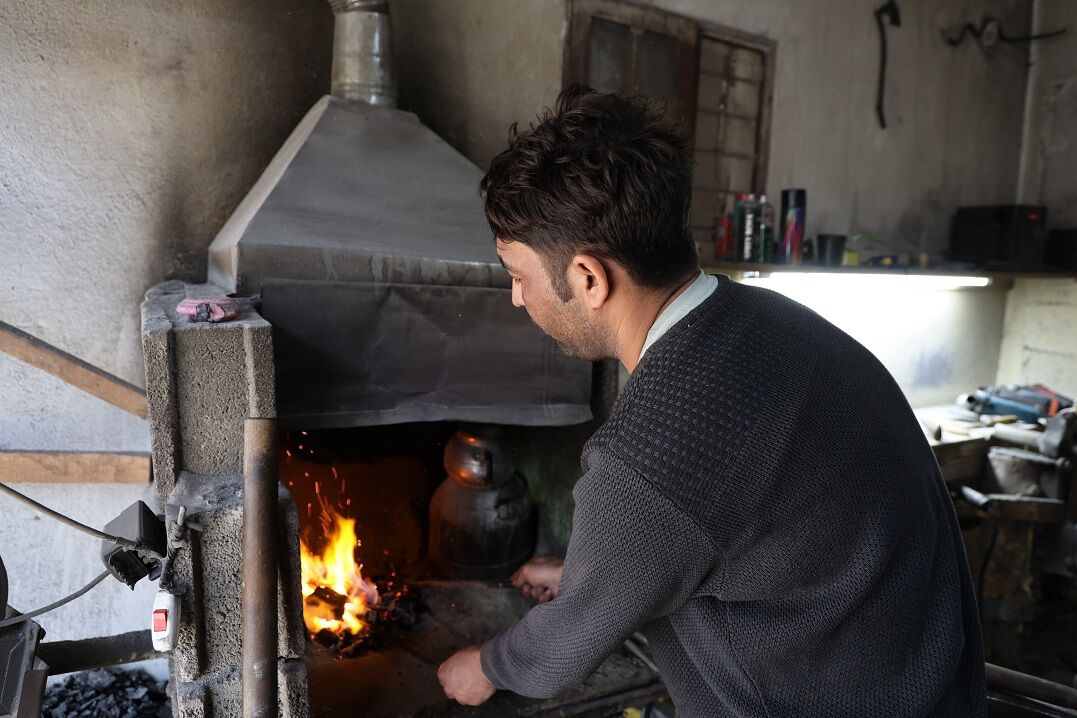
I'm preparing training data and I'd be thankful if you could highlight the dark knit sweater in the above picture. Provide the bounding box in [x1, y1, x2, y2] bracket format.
[480, 275, 986, 716]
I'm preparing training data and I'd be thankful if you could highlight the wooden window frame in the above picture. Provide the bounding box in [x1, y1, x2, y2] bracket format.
[564, 1, 777, 196]
[697, 22, 777, 196]
[565, 0, 700, 130]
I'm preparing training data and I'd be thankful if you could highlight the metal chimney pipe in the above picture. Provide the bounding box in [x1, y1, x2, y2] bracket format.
[328, 0, 397, 106]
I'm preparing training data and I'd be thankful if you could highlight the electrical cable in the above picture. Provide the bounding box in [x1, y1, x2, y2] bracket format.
[945, 18, 1067, 47]
[1000, 26, 1068, 43]
[0, 571, 110, 629]
[0, 480, 143, 551]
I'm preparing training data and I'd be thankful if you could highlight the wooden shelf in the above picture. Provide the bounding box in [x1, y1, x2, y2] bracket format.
[703, 261, 1077, 281]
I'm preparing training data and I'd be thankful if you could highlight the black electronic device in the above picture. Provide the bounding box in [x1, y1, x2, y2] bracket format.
[1045, 228, 1077, 271]
[100, 501, 167, 588]
[950, 205, 1047, 269]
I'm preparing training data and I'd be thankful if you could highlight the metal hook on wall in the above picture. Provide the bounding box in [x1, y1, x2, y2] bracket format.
[874, 0, 902, 130]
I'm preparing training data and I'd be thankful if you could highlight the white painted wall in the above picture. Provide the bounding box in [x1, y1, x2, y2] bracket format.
[392, 0, 568, 170]
[1017, 0, 1077, 223]
[997, 278, 1077, 395]
[999, 1, 1077, 395]
[741, 277, 1009, 407]
[0, 0, 332, 453]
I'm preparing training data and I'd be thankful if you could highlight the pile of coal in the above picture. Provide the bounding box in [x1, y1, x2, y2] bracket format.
[43, 667, 170, 718]
[313, 575, 427, 657]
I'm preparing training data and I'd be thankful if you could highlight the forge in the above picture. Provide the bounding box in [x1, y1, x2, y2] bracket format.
[137, 1, 658, 715]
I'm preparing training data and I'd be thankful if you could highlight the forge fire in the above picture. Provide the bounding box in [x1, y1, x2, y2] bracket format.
[284, 434, 424, 655]
[300, 502, 379, 639]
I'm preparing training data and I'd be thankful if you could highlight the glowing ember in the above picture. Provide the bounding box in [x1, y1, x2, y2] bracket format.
[300, 499, 380, 639]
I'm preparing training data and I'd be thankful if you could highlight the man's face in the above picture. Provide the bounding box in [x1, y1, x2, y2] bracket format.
[495, 239, 613, 360]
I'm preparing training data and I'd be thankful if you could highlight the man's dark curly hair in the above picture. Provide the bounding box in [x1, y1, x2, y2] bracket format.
[480, 84, 698, 300]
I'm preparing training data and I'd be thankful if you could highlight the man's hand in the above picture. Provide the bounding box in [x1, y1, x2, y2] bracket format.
[438, 645, 496, 706]
[511, 555, 564, 604]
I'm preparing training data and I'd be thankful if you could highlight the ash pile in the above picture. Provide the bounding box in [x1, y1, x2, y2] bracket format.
[43, 667, 170, 718]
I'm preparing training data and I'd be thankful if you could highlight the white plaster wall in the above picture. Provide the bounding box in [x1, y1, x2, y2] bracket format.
[997, 278, 1077, 395]
[0, 0, 332, 452]
[392, 0, 568, 170]
[1017, 0, 1077, 222]
[0, 354, 149, 452]
[646, 0, 1031, 257]
[743, 279, 1009, 407]
[1000, 1, 1077, 395]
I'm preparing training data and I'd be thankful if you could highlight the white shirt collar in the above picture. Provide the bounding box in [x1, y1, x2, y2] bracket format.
[638, 271, 719, 362]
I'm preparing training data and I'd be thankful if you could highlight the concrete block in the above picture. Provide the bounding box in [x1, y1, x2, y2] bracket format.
[142, 285, 181, 496]
[166, 473, 307, 680]
[141, 281, 276, 498]
[172, 660, 307, 718]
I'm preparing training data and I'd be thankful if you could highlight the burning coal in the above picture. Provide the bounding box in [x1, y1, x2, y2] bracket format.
[300, 501, 380, 639]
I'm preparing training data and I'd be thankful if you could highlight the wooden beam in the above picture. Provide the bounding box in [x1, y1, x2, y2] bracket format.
[0, 451, 150, 484]
[0, 319, 148, 419]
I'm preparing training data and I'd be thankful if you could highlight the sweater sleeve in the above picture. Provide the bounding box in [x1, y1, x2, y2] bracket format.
[479, 451, 717, 698]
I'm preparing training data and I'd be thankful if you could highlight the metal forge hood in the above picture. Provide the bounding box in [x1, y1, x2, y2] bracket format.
[207, 97, 593, 429]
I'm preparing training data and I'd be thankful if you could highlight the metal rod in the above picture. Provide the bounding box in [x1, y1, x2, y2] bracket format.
[243, 418, 279, 718]
[38, 630, 155, 675]
[987, 662, 1077, 709]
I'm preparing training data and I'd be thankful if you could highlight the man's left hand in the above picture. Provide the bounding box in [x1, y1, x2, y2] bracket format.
[438, 645, 496, 706]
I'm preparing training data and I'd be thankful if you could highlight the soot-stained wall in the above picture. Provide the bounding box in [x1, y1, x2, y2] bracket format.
[0, 0, 332, 451]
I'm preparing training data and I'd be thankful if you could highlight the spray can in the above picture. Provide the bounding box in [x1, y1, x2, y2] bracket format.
[734, 193, 758, 262]
[779, 189, 807, 264]
[713, 211, 735, 261]
[758, 195, 775, 263]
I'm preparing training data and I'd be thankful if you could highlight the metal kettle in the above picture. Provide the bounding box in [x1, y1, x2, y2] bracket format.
[428, 424, 536, 579]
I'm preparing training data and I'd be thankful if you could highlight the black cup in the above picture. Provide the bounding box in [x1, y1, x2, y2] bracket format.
[816, 234, 847, 266]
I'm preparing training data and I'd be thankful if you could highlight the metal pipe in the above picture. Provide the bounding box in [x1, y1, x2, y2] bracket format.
[243, 418, 279, 718]
[38, 630, 156, 675]
[987, 662, 1077, 709]
[328, 0, 396, 105]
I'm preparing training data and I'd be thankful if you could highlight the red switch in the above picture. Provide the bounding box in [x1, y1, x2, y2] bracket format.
[153, 608, 168, 633]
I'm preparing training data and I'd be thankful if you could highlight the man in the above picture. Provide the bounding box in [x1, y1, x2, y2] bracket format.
[437, 84, 986, 716]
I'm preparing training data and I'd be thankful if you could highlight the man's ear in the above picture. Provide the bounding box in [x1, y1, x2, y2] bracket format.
[568, 253, 610, 309]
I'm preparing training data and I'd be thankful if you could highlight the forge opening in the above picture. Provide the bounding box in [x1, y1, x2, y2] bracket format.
[280, 422, 453, 654]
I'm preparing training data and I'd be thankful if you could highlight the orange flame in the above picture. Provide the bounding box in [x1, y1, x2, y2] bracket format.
[300, 499, 379, 638]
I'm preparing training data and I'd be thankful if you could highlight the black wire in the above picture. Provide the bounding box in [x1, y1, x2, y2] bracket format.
[0, 571, 110, 628]
[977, 515, 1000, 624]
[945, 21, 986, 47]
[945, 18, 1067, 46]
[1000, 27, 1068, 43]
[0, 480, 143, 551]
